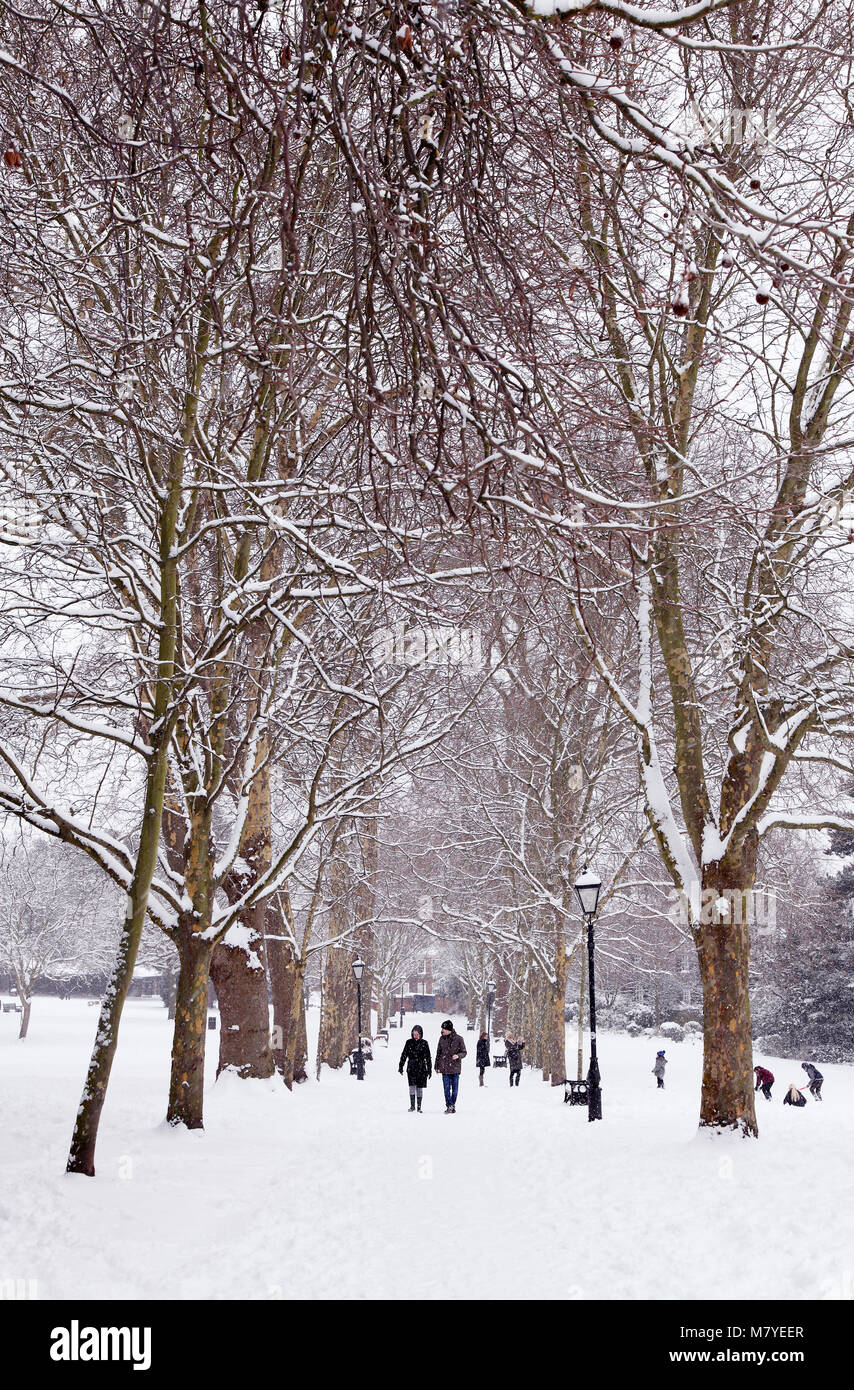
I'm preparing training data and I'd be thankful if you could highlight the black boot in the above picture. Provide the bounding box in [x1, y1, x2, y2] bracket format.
[416, 1095, 422, 1111]
[409, 1094, 415, 1111]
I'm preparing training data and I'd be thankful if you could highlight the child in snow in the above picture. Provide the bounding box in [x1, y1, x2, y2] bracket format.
[801, 1062, 823, 1100]
[653, 1050, 667, 1089]
[754, 1065, 774, 1101]
[783, 1082, 807, 1108]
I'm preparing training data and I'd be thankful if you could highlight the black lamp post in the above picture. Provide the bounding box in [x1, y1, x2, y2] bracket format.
[352, 957, 366, 1080]
[486, 979, 496, 1040]
[573, 866, 603, 1121]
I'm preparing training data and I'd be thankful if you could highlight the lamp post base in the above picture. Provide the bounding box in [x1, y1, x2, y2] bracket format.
[587, 1056, 602, 1120]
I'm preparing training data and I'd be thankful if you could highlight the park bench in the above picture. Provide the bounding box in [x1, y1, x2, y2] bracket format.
[563, 1078, 589, 1106]
[2, 1002, 23, 1013]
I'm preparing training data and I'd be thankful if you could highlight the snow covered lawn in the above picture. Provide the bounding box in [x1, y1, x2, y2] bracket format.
[2, 998, 852, 1300]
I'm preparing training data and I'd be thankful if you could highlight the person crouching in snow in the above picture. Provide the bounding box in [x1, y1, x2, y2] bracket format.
[398, 1025, 431, 1111]
[434, 1020, 467, 1112]
[476, 1032, 490, 1086]
[754, 1065, 774, 1101]
[653, 1050, 667, 1088]
[801, 1062, 823, 1100]
[783, 1082, 807, 1107]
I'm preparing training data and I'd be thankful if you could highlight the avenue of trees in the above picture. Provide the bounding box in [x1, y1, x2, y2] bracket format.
[2, 0, 854, 1170]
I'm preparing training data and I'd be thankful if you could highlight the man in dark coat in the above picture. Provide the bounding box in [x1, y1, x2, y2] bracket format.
[754, 1065, 775, 1101]
[505, 1034, 525, 1087]
[434, 1020, 467, 1112]
[801, 1062, 823, 1100]
[476, 1032, 490, 1086]
[398, 1025, 432, 1111]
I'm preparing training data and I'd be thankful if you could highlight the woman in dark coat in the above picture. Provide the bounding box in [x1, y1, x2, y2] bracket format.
[476, 1032, 490, 1086]
[399, 1025, 432, 1111]
[783, 1082, 807, 1107]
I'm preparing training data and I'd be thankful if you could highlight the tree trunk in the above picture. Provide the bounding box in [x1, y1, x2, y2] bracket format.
[210, 934, 274, 1079]
[66, 727, 176, 1176]
[697, 868, 757, 1137]
[287, 984, 311, 1089]
[317, 853, 354, 1072]
[546, 931, 569, 1084]
[494, 970, 508, 1036]
[159, 964, 179, 1019]
[167, 935, 211, 1128]
[282, 967, 308, 1086]
[213, 726, 277, 1080]
[18, 996, 31, 1040]
[317, 944, 351, 1071]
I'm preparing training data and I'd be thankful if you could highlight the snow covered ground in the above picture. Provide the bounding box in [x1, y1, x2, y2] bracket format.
[2, 997, 852, 1301]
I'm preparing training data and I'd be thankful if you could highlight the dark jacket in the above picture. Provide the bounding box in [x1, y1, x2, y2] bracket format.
[399, 1033, 432, 1087]
[435, 1030, 467, 1075]
[476, 1038, 490, 1068]
[783, 1085, 807, 1107]
[505, 1039, 524, 1070]
[802, 1063, 823, 1083]
[754, 1067, 774, 1088]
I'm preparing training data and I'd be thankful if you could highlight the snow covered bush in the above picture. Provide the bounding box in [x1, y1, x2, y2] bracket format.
[660, 1021, 685, 1043]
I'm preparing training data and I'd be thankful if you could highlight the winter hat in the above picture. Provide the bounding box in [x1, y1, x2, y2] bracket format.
[656, 1050, 666, 1057]
[801, 1062, 808, 1070]
[441, 1019, 453, 1031]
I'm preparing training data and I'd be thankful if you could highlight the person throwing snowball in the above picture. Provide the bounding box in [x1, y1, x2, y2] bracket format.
[801, 1062, 823, 1100]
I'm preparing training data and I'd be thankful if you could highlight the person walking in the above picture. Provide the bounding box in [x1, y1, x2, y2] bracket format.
[801, 1062, 823, 1100]
[505, 1033, 525, 1087]
[653, 1050, 667, 1089]
[754, 1065, 775, 1101]
[783, 1081, 807, 1107]
[398, 1025, 432, 1111]
[434, 1019, 467, 1113]
[476, 1032, 490, 1086]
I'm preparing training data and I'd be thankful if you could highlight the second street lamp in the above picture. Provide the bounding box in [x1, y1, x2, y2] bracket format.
[352, 958, 366, 1081]
[573, 866, 603, 1121]
[486, 979, 496, 1040]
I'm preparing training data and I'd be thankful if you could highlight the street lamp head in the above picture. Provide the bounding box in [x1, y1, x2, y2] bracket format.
[487, 979, 496, 994]
[574, 865, 602, 918]
[351, 957, 365, 982]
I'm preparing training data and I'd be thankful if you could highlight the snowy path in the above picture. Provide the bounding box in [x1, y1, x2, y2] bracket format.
[2, 999, 852, 1300]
